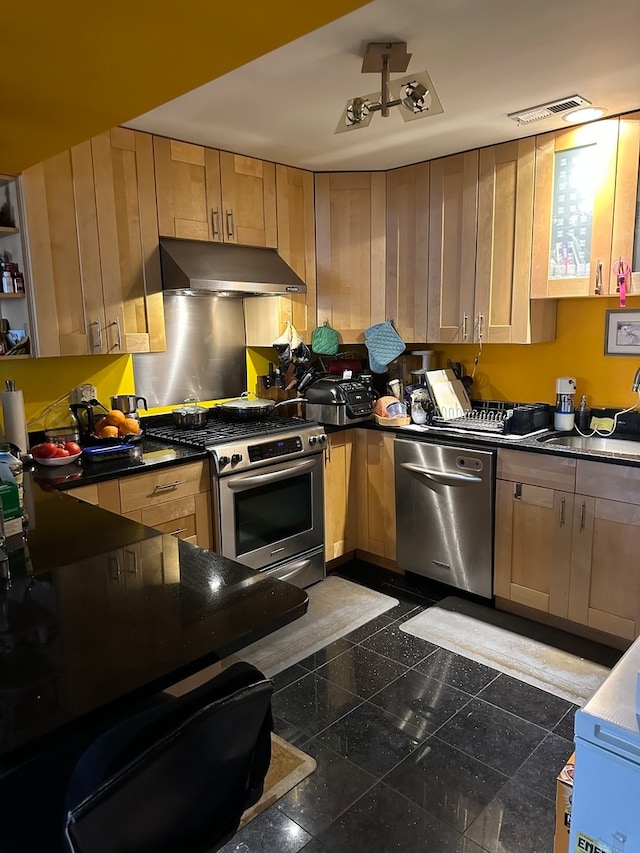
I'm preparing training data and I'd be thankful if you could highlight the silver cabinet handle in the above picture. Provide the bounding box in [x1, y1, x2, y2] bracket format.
[462, 312, 469, 340]
[401, 462, 482, 485]
[514, 482, 522, 500]
[211, 209, 220, 237]
[113, 317, 121, 350]
[90, 319, 103, 351]
[560, 498, 566, 527]
[152, 480, 183, 493]
[108, 554, 121, 581]
[594, 259, 603, 295]
[226, 210, 234, 238]
[580, 501, 586, 531]
[167, 527, 188, 536]
[124, 547, 138, 575]
[477, 313, 484, 341]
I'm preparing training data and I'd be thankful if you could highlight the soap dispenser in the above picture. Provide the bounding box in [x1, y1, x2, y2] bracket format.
[554, 377, 576, 431]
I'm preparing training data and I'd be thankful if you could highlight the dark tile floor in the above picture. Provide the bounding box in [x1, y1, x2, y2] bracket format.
[219, 562, 615, 853]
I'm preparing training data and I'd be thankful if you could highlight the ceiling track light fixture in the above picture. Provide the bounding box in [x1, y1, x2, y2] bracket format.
[335, 42, 443, 134]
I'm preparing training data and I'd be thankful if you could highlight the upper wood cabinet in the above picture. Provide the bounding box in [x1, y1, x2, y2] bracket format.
[531, 118, 621, 298]
[153, 137, 277, 247]
[22, 128, 165, 356]
[427, 151, 479, 343]
[244, 164, 316, 345]
[315, 172, 386, 344]
[475, 139, 556, 343]
[611, 111, 640, 296]
[385, 164, 429, 344]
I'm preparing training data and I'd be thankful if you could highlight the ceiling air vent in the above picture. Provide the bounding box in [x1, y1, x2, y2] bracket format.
[508, 95, 590, 125]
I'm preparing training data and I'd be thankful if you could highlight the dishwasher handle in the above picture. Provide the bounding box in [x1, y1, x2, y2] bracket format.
[400, 462, 482, 486]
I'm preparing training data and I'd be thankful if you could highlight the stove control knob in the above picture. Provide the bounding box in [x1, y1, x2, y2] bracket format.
[309, 436, 318, 445]
[231, 453, 242, 463]
[318, 434, 327, 444]
[217, 455, 230, 467]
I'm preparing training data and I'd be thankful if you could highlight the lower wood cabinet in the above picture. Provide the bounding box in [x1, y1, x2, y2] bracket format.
[68, 459, 212, 549]
[355, 429, 397, 565]
[495, 449, 640, 645]
[323, 431, 357, 561]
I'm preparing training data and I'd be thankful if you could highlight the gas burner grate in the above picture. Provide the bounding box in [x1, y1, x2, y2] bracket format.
[144, 416, 307, 448]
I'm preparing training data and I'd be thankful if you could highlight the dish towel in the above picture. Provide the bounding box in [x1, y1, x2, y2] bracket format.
[364, 320, 406, 373]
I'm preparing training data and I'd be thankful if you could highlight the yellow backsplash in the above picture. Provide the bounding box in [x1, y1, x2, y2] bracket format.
[3, 295, 640, 431]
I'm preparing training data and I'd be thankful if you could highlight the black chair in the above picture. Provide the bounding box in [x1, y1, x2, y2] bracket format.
[63, 662, 273, 853]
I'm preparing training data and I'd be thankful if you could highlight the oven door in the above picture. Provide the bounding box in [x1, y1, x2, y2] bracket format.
[215, 454, 324, 571]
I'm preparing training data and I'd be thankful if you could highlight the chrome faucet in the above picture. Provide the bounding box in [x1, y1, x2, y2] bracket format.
[633, 366, 640, 392]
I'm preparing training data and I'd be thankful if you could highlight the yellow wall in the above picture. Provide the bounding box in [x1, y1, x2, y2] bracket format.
[5, 295, 640, 434]
[432, 296, 640, 408]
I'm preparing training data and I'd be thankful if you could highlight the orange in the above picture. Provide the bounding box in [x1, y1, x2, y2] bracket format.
[100, 425, 119, 438]
[94, 416, 107, 434]
[104, 409, 126, 427]
[119, 418, 141, 435]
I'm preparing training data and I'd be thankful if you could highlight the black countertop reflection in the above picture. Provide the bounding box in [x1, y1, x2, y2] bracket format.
[0, 477, 308, 770]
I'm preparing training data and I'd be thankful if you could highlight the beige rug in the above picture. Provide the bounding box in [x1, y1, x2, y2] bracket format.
[401, 596, 612, 705]
[238, 733, 316, 829]
[238, 576, 399, 677]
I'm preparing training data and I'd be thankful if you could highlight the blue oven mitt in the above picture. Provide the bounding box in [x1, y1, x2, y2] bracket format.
[364, 320, 406, 373]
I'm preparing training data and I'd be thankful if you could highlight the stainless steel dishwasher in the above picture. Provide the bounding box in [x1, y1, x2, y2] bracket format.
[395, 438, 495, 598]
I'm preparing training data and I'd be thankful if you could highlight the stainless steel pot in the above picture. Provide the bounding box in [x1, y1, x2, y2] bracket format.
[172, 398, 209, 429]
[217, 392, 306, 421]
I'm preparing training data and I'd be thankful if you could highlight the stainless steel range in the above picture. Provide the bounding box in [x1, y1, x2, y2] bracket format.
[145, 416, 327, 587]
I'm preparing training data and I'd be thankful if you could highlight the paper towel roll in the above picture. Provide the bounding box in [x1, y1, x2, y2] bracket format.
[1, 390, 29, 456]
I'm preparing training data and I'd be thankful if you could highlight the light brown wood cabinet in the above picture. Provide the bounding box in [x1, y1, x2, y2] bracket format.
[495, 448, 640, 646]
[385, 164, 429, 344]
[531, 118, 621, 298]
[315, 172, 386, 343]
[244, 164, 317, 344]
[69, 459, 212, 549]
[22, 128, 166, 356]
[475, 140, 556, 343]
[427, 151, 478, 343]
[153, 137, 277, 247]
[323, 431, 357, 561]
[611, 111, 640, 295]
[355, 429, 397, 565]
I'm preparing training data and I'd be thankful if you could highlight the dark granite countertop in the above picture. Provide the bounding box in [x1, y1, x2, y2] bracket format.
[0, 474, 308, 770]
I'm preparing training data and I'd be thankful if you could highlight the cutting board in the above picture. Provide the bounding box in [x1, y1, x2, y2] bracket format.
[425, 369, 472, 419]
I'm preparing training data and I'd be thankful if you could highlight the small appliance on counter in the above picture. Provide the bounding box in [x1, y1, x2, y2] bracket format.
[304, 375, 375, 426]
[554, 376, 577, 431]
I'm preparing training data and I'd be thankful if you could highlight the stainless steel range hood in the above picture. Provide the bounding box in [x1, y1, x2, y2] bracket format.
[159, 237, 307, 296]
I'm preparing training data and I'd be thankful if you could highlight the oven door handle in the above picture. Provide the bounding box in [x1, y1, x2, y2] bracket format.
[400, 462, 482, 486]
[226, 458, 318, 491]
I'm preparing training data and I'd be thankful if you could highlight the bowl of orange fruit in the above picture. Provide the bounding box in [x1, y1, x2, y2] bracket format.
[89, 409, 143, 445]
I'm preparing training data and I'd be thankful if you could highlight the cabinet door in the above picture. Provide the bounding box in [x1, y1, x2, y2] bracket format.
[323, 431, 357, 561]
[476, 140, 556, 344]
[92, 128, 166, 353]
[154, 137, 222, 241]
[569, 495, 640, 642]
[611, 111, 640, 296]
[219, 152, 277, 247]
[427, 151, 478, 342]
[494, 478, 573, 617]
[22, 143, 106, 356]
[355, 429, 396, 562]
[386, 163, 429, 343]
[245, 164, 316, 345]
[315, 172, 386, 343]
[531, 118, 620, 298]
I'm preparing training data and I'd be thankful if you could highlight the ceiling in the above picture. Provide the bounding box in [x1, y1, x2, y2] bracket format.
[126, 0, 640, 171]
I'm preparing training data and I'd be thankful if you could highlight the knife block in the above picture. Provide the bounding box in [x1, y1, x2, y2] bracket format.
[256, 377, 303, 416]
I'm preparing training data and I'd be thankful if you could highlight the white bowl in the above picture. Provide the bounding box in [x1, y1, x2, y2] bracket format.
[34, 452, 82, 467]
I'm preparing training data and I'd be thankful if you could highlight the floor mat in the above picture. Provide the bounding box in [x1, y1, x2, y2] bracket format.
[238, 733, 316, 830]
[400, 596, 613, 705]
[238, 576, 399, 677]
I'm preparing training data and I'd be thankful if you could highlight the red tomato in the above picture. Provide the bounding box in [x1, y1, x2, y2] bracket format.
[32, 442, 58, 459]
[64, 441, 82, 455]
[52, 447, 70, 458]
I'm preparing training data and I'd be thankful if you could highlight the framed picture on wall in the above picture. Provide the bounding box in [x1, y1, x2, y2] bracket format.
[604, 310, 640, 355]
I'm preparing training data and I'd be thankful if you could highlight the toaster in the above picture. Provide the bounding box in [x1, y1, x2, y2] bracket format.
[304, 376, 375, 426]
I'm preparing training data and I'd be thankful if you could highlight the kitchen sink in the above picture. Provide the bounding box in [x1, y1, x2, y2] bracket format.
[538, 434, 640, 456]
